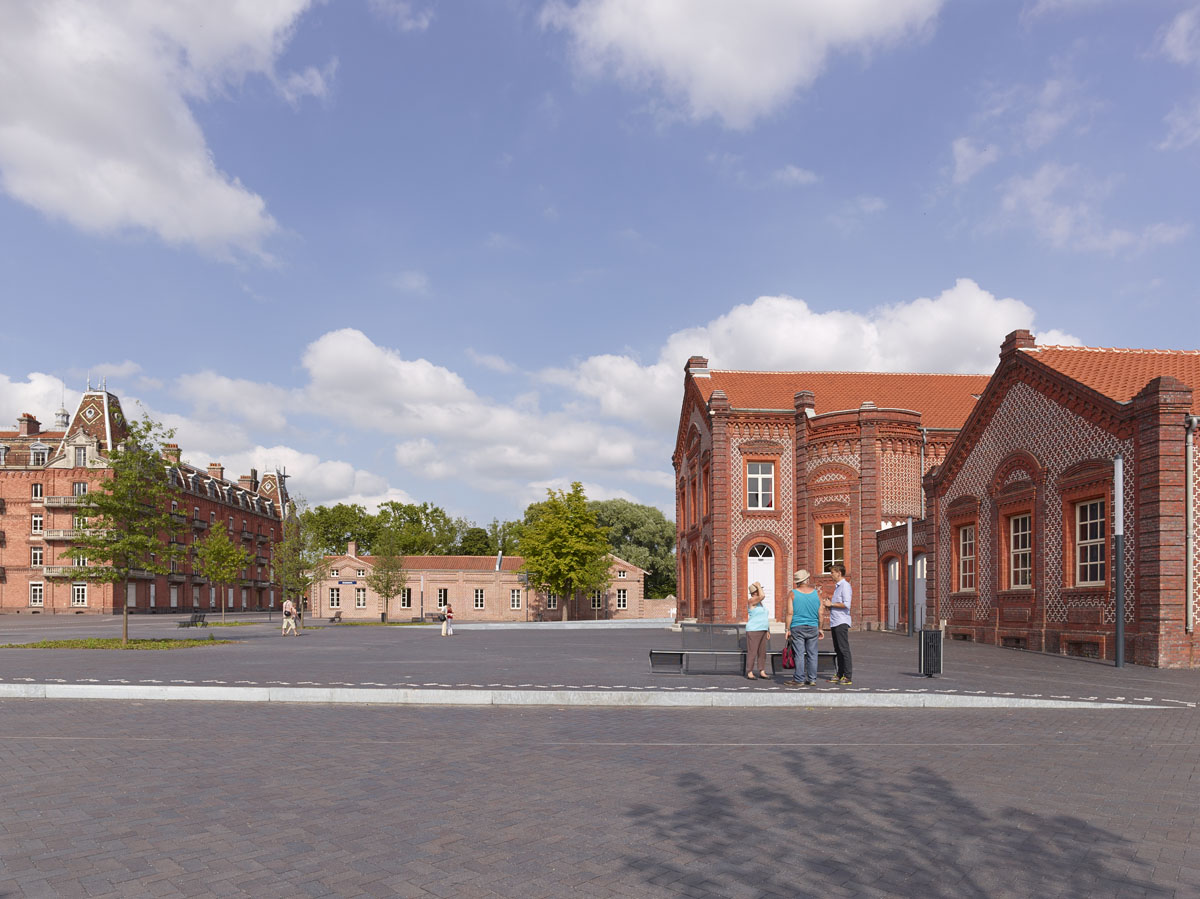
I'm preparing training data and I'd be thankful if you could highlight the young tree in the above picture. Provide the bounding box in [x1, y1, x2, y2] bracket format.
[69, 415, 188, 645]
[275, 498, 329, 631]
[364, 527, 407, 623]
[377, 501, 468, 555]
[457, 526, 492, 555]
[487, 518, 521, 555]
[194, 526, 253, 624]
[589, 499, 678, 598]
[304, 503, 378, 555]
[518, 482, 611, 622]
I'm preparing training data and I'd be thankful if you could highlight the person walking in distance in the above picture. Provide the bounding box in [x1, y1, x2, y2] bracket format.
[744, 582, 770, 679]
[441, 602, 454, 637]
[782, 569, 822, 687]
[281, 597, 298, 637]
[826, 564, 852, 684]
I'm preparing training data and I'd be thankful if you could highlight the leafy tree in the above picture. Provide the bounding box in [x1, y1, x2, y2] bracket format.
[457, 526, 492, 555]
[364, 527, 407, 622]
[303, 503, 378, 555]
[487, 518, 521, 556]
[275, 497, 329, 630]
[193, 526, 253, 624]
[69, 415, 188, 644]
[377, 501, 467, 555]
[518, 482, 611, 621]
[589, 499, 677, 598]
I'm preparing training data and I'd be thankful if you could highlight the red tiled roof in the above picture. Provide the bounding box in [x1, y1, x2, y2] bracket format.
[0, 431, 67, 440]
[332, 555, 525, 572]
[1022, 346, 1200, 414]
[697, 371, 990, 429]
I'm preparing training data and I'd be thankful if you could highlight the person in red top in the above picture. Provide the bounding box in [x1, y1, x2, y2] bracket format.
[441, 603, 454, 637]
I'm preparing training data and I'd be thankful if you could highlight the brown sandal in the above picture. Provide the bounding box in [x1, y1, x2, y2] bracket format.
[746, 673, 756, 679]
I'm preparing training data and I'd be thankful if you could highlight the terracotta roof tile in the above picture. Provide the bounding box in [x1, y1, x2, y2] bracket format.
[333, 555, 524, 572]
[699, 370, 990, 429]
[1022, 345, 1200, 414]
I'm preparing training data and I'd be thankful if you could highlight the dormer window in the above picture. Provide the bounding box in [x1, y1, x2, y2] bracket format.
[0, 446, 7, 465]
[30, 443, 49, 466]
[74, 446, 87, 467]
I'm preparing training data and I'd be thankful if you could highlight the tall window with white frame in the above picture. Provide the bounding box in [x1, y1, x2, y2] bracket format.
[474, 588, 485, 610]
[31, 513, 43, 535]
[401, 588, 412, 609]
[328, 587, 341, 609]
[75, 447, 86, 467]
[1009, 514, 1032, 589]
[29, 582, 43, 607]
[746, 462, 774, 510]
[510, 589, 521, 610]
[547, 593, 558, 610]
[437, 588, 448, 609]
[591, 590, 603, 610]
[31, 546, 43, 567]
[31, 483, 43, 500]
[1075, 500, 1106, 586]
[71, 583, 87, 607]
[616, 588, 628, 610]
[821, 523, 844, 572]
[958, 525, 976, 592]
[355, 587, 367, 609]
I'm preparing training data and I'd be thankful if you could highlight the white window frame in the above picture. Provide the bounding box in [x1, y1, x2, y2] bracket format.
[1009, 514, 1032, 589]
[356, 569, 366, 578]
[821, 522, 845, 572]
[616, 588, 628, 610]
[617, 570, 626, 579]
[355, 587, 367, 609]
[1075, 500, 1106, 587]
[31, 513, 43, 534]
[591, 591, 603, 610]
[71, 583, 87, 607]
[401, 588, 412, 608]
[958, 525, 976, 592]
[75, 447, 87, 467]
[746, 461, 774, 510]
[31, 546, 43, 566]
[329, 587, 341, 609]
[330, 568, 340, 578]
[29, 582, 44, 607]
[474, 588, 485, 610]
[510, 589, 521, 610]
[437, 588, 448, 608]
[31, 483, 43, 499]
[547, 594, 558, 610]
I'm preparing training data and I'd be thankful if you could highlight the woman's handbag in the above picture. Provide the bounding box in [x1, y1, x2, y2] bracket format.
[781, 642, 795, 669]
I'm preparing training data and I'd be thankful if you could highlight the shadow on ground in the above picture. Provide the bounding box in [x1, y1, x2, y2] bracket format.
[623, 748, 1159, 898]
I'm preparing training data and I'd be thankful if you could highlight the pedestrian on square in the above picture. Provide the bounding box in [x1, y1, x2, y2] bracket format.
[744, 582, 770, 679]
[782, 569, 822, 687]
[441, 603, 454, 637]
[281, 597, 298, 637]
[826, 564, 853, 684]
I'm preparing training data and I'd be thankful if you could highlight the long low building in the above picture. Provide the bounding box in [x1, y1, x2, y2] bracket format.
[310, 542, 671, 621]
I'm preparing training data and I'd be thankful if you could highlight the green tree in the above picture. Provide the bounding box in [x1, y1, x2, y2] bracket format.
[589, 499, 677, 598]
[518, 482, 611, 622]
[377, 501, 467, 555]
[275, 497, 329, 630]
[457, 526, 492, 555]
[69, 415, 188, 645]
[193, 526, 253, 624]
[487, 518, 521, 556]
[304, 503, 378, 555]
[364, 527, 407, 623]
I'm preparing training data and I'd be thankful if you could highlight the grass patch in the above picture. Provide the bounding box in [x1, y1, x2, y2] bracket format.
[0, 637, 235, 650]
[205, 621, 257, 627]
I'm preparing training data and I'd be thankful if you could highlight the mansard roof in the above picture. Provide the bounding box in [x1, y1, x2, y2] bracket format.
[1020, 345, 1200, 413]
[696, 370, 991, 429]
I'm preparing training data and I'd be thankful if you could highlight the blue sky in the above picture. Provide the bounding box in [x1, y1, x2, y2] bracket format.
[1, 0, 1198, 524]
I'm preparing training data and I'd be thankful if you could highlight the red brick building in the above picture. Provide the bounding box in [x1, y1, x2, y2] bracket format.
[673, 357, 990, 626]
[311, 543, 653, 621]
[921, 331, 1200, 667]
[0, 388, 289, 614]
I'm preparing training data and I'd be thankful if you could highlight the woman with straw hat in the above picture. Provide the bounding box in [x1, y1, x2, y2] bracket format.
[745, 581, 770, 679]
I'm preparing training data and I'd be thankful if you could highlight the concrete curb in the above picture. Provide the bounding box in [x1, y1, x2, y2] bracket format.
[0, 683, 1168, 709]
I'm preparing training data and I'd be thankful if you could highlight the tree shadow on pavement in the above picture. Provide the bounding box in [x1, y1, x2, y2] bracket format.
[622, 747, 1164, 898]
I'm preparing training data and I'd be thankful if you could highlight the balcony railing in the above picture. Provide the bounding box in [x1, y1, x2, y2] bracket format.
[45, 496, 86, 507]
[255, 532, 270, 544]
[43, 528, 115, 540]
[43, 565, 86, 577]
[192, 518, 209, 530]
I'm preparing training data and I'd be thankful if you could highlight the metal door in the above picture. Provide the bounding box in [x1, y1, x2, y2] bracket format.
[886, 558, 900, 629]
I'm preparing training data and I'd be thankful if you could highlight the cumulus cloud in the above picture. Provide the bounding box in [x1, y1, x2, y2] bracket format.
[367, 0, 434, 33]
[0, 372, 69, 426]
[541, 0, 944, 129]
[999, 163, 1191, 253]
[0, 1, 327, 259]
[543, 279, 1082, 431]
[951, 137, 1001, 185]
[772, 164, 819, 186]
[1160, 98, 1200, 150]
[1159, 6, 1200, 67]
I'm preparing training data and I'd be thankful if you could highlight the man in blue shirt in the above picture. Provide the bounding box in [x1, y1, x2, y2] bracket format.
[826, 563, 853, 684]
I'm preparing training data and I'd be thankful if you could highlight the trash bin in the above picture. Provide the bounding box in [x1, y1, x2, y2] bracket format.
[918, 628, 943, 677]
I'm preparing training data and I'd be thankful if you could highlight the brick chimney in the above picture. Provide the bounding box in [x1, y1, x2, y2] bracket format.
[17, 413, 40, 436]
[163, 443, 181, 464]
[685, 356, 710, 377]
[1000, 330, 1036, 358]
[207, 462, 224, 481]
[238, 469, 259, 492]
[347, 540, 358, 558]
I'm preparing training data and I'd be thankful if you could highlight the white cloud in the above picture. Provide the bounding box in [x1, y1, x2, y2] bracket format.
[999, 163, 1191, 253]
[1159, 7, 1200, 67]
[772, 164, 819, 186]
[951, 137, 1000, 185]
[175, 371, 294, 432]
[466, 349, 517, 374]
[0, 1, 323, 259]
[391, 270, 431, 294]
[277, 58, 339, 107]
[0, 372, 68, 426]
[1020, 0, 1111, 22]
[544, 279, 1082, 432]
[829, 195, 886, 234]
[1160, 97, 1200, 150]
[367, 0, 434, 33]
[541, 0, 944, 129]
[1022, 74, 1088, 149]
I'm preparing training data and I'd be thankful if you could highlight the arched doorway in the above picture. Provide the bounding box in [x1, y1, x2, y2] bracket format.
[886, 558, 900, 630]
[747, 543, 776, 620]
[914, 553, 928, 628]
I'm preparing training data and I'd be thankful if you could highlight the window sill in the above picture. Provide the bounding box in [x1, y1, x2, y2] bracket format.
[742, 509, 782, 520]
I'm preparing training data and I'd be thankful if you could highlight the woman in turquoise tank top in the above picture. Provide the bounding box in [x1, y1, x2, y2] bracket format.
[745, 582, 770, 679]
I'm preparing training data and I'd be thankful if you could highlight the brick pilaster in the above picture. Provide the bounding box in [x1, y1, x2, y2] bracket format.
[709, 390, 732, 624]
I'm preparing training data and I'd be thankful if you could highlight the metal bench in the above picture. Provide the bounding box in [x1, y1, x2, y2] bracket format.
[328, 610, 343, 623]
[648, 643, 837, 676]
[177, 612, 208, 628]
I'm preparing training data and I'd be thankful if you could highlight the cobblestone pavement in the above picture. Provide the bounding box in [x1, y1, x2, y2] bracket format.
[0, 616, 1197, 708]
[0, 700, 1197, 898]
